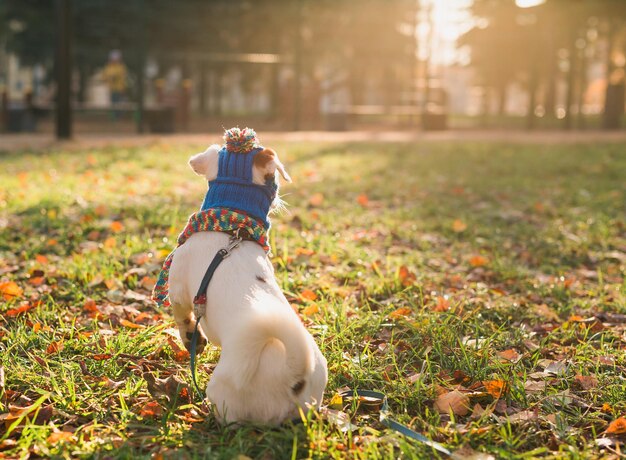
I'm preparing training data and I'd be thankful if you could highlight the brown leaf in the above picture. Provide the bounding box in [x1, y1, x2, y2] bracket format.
[497, 349, 521, 363]
[398, 266, 416, 286]
[606, 417, 626, 435]
[139, 400, 163, 419]
[47, 431, 74, 444]
[144, 373, 192, 405]
[167, 337, 190, 362]
[46, 341, 64, 355]
[573, 374, 598, 390]
[90, 353, 113, 361]
[434, 390, 470, 416]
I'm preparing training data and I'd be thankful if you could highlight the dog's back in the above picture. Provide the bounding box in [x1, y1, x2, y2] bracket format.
[168, 231, 327, 424]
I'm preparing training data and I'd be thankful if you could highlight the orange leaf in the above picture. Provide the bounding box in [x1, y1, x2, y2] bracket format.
[110, 221, 124, 233]
[103, 237, 116, 248]
[300, 289, 317, 301]
[574, 374, 598, 390]
[139, 401, 163, 419]
[91, 353, 113, 360]
[32, 322, 42, 333]
[29, 276, 45, 286]
[356, 194, 369, 207]
[433, 296, 449, 312]
[294, 247, 315, 256]
[46, 239, 58, 246]
[0, 281, 23, 300]
[483, 380, 507, 398]
[469, 255, 488, 267]
[46, 341, 64, 355]
[309, 192, 324, 207]
[5, 302, 35, 317]
[35, 254, 49, 264]
[120, 319, 143, 329]
[606, 417, 626, 435]
[497, 349, 521, 363]
[389, 307, 412, 319]
[434, 390, 470, 416]
[167, 337, 190, 362]
[302, 304, 319, 316]
[398, 266, 416, 287]
[452, 219, 467, 233]
[46, 431, 74, 444]
[139, 276, 156, 291]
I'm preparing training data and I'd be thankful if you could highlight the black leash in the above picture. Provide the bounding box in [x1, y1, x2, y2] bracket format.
[189, 231, 242, 399]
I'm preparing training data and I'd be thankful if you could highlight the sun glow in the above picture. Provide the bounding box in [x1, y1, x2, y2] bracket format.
[515, 0, 547, 8]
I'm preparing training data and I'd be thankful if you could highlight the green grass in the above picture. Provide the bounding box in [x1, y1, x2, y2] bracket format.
[0, 140, 625, 459]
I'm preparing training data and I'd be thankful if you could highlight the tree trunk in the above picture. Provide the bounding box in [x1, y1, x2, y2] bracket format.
[602, 19, 623, 130]
[577, 46, 588, 130]
[498, 83, 507, 116]
[563, 31, 577, 130]
[198, 61, 207, 115]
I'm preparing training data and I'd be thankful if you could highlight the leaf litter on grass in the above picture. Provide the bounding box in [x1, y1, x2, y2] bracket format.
[0, 141, 625, 458]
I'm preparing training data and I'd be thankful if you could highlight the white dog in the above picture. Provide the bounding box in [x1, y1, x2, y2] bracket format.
[166, 142, 328, 425]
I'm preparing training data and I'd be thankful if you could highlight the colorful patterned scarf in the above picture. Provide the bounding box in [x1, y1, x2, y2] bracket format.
[152, 208, 270, 308]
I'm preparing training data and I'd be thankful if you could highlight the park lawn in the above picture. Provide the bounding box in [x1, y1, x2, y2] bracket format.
[0, 140, 625, 459]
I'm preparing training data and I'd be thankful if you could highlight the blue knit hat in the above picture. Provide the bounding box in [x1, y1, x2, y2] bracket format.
[200, 128, 277, 228]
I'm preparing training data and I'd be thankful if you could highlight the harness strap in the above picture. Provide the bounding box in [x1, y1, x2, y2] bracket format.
[190, 233, 242, 399]
[339, 389, 452, 456]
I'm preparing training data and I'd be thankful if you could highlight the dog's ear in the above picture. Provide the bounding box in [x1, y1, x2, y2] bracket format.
[189, 144, 220, 180]
[252, 148, 292, 185]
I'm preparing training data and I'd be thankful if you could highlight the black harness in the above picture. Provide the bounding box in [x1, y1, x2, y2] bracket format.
[189, 230, 243, 397]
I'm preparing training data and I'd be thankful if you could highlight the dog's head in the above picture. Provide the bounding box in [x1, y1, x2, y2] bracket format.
[189, 144, 291, 186]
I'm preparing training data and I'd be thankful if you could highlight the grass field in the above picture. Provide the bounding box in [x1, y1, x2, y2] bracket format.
[0, 140, 625, 459]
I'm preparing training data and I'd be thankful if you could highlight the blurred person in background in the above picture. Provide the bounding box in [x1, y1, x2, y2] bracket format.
[104, 50, 127, 120]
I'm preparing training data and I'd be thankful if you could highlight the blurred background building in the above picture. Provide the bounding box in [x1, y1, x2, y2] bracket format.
[0, 0, 625, 137]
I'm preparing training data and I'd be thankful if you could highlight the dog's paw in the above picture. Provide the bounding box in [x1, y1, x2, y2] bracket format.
[183, 330, 208, 354]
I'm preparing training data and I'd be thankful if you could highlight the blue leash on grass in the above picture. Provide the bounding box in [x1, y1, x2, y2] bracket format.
[187, 234, 451, 455]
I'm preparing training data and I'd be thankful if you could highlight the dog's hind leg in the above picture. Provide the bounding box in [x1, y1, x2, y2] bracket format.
[169, 295, 208, 354]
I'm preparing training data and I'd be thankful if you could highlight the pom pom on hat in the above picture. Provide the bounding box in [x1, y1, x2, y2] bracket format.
[223, 127, 260, 154]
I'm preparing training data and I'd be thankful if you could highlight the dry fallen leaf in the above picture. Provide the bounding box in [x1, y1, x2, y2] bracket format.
[46, 341, 64, 355]
[434, 390, 470, 416]
[606, 417, 626, 435]
[110, 221, 124, 233]
[302, 304, 319, 316]
[398, 266, 416, 286]
[574, 374, 598, 390]
[300, 289, 318, 301]
[497, 349, 521, 363]
[5, 303, 35, 317]
[120, 319, 144, 329]
[389, 307, 412, 319]
[356, 194, 369, 207]
[309, 192, 324, 207]
[139, 401, 163, 419]
[483, 380, 507, 398]
[47, 431, 74, 444]
[167, 337, 190, 362]
[469, 255, 488, 268]
[0, 281, 23, 300]
[452, 219, 467, 233]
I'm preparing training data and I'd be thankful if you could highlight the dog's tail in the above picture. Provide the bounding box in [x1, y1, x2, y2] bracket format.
[223, 296, 312, 391]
